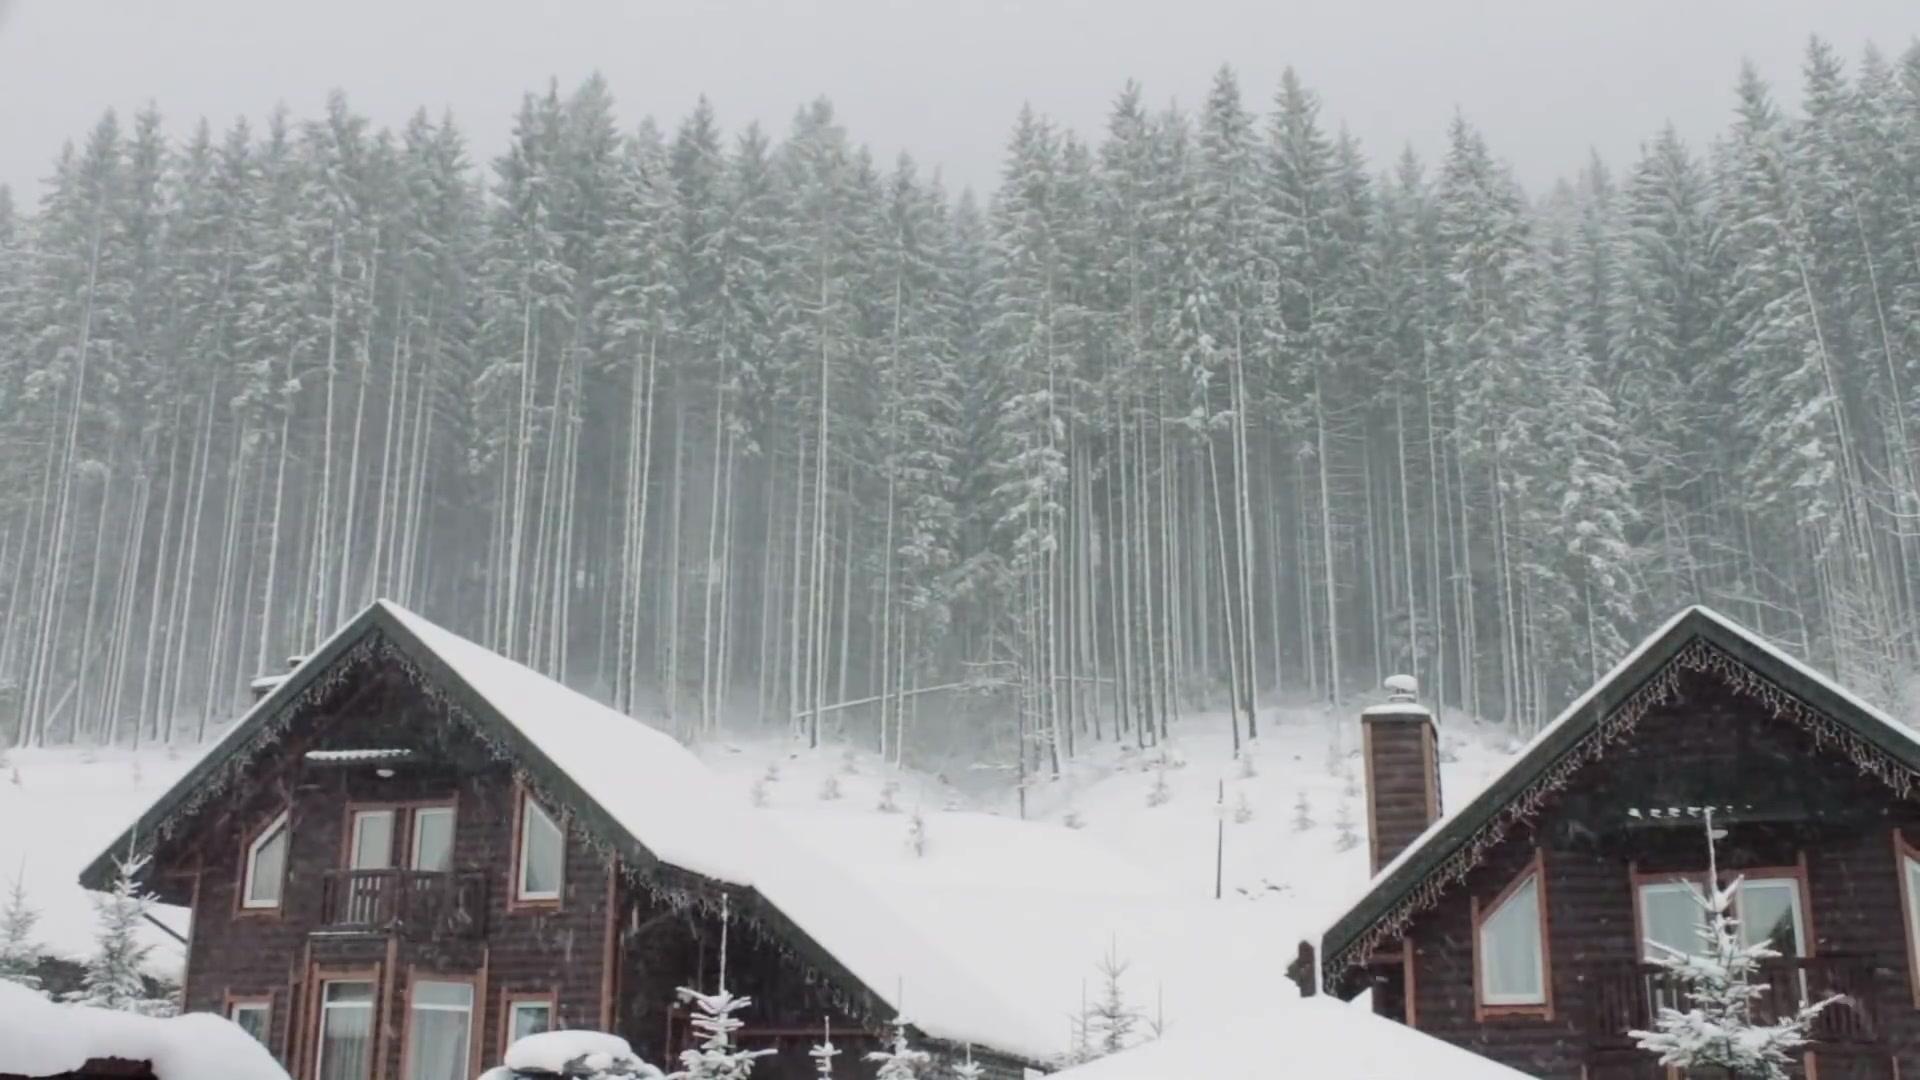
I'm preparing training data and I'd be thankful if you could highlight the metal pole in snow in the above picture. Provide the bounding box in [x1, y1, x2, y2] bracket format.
[1215, 778, 1224, 900]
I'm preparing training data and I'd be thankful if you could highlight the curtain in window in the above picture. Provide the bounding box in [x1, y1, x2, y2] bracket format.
[318, 984, 374, 1080]
[1479, 877, 1543, 1002]
[404, 981, 473, 1080]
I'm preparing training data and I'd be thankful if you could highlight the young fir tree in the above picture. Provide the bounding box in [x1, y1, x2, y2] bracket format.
[71, 851, 171, 1015]
[1629, 812, 1835, 1078]
[808, 1017, 838, 1077]
[950, 1046, 985, 1080]
[0, 873, 44, 992]
[865, 1015, 932, 1079]
[672, 898, 772, 1080]
[1088, 939, 1140, 1056]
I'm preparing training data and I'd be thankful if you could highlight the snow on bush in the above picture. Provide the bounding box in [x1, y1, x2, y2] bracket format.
[485, 1029, 664, 1079]
[0, 980, 287, 1080]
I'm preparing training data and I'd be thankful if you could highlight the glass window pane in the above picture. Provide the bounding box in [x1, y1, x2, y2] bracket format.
[352, 811, 395, 870]
[405, 983, 472, 1080]
[412, 979, 473, 1009]
[1479, 876, 1544, 1003]
[1739, 880, 1805, 957]
[520, 801, 562, 898]
[246, 818, 288, 907]
[1639, 883, 1708, 961]
[411, 809, 454, 872]
[318, 982, 374, 1080]
[1907, 858, 1920, 950]
[510, 1001, 552, 1042]
[231, 1004, 270, 1044]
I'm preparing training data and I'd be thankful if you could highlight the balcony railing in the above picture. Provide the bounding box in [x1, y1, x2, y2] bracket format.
[316, 869, 487, 938]
[1587, 955, 1882, 1050]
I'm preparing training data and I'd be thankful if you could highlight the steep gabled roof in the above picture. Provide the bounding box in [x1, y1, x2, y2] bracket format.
[1320, 605, 1920, 988]
[79, 600, 1056, 1064]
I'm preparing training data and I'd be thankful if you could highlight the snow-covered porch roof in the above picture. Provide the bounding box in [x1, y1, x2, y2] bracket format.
[78, 599, 1057, 1065]
[1318, 604, 1920, 990]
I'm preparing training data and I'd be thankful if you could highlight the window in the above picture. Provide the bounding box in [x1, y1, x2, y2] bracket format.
[243, 811, 290, 909]
[404, 979, 474, 1080]
[1903, 846, 1920, 1003]
[411, 807, 455, 872]
[1636, 876, 1807, 961]
[516, 796, 563, 902]
[315, 981, 375, 1080]
[1638, 880, 1707, 961]
[228, 999, 270, 1045]
[349, 809, 395, 870]
[1473, 853, 1550, 1017]
[505, 997, 554, 1047]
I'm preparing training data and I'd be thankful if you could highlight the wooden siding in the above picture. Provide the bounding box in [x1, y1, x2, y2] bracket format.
[1392, 665, 1917, 1079]
[1365, 713, 1440, 873]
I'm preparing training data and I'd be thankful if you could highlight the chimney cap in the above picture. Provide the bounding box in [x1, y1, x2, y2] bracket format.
[1384, 674, 1418, 701]
[1362, 674, 1433, 721]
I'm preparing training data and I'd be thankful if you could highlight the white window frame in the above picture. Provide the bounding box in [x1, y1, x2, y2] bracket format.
[403, 978, 475, 1080]
[315, 980, 376, 1080]
[516, 796, 563, 902]
[228, 999, 271, 1044]
[410, 806, 456, 872]
[1636, 874, 1809, 961]
[242, 810, 290, 909]
[349, 809, 395, 871]
[505, 997, 554, 1045]
[1476, 871, 1547, 1007]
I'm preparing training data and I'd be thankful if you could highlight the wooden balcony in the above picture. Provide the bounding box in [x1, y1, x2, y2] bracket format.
[316, 869, 487, 938]
[1586, 954, 1883, 1053]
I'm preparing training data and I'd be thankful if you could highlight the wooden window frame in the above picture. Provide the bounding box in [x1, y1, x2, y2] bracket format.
[498, 989, 560, 1055]
[309, 971, 380, 1080]
[1894, 830, 1920, 1007]
[237, 808, 292, 914]
[338, 799, 459, 872]
[346, 806, 398, 870]
[1471, 847, 1553, 1021]
[1629, 859, 1815, 963]
[510, 786, 564, 910]
[409, 805, 457, 871]
[398, 970, 482, 1080]
[225, 992, 274, 1051]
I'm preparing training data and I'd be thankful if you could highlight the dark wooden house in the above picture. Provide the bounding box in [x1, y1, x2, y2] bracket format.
[79, 601, 1046, 1080]
[1306, 606, 1920, 1079]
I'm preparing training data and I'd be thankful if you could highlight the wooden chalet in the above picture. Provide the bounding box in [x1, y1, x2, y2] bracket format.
[1303, 606, 1920, 1079]
[77, 600, 1048, 1080]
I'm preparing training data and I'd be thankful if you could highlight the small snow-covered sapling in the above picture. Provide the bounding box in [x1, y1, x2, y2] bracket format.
[950, 1045, 985, 1080]
[1291, 790, 1315, 832]
[818, 774, 842, 801]
[749, 777, 769, 807]
[0, 873, 44, 992]
[1062, 808, 1086, 830]
[1232, 790, 1253, 824]
[877, 779, 901, 814]
[866, 1015, 933, 1080]
[840, 747, 858, 774]
[1145, 761, 1171, 808]
[906, 809, 927, 857]
[1342, 762, 1359, 798]
[1334, 800, 1360, 852]
[1236, 750, 1257, 779]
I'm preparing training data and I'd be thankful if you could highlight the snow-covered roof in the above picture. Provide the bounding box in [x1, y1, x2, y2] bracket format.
[1046, 994, 1534, 1080]
[83, 600, 1057, 1064]
[0, 981, 289, 1080]
[1320, 604, 1920, 984]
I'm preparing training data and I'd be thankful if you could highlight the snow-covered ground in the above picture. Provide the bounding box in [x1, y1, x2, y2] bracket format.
[2, 696, 1519, 1055]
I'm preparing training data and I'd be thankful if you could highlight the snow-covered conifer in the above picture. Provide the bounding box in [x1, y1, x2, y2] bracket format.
[1334, 801, 1359, 851]
[878, 779, 901, 813]
[906, 809, 927, 857]
[1292, 791, 1315, 832]
[71, 851, 171, 1015]
[1088, 940, 1141, 1056]
[1631, 812, 1835, 1078]
[0, 873, 44, 992]
[672, 899, 772, 1080]
[1232, 790, 1253, 824]
[817, 774, 842, 801]
[865, 1015, 932, 1080]
[808, 1017, 838, 1077]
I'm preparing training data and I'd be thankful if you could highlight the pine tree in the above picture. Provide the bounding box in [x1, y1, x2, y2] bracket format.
[0, 873, 44, 992]
[865, 1015, 932, 1080]
[808, 1017, 838, 1077]
[71, 851, 170, 1015]
[1087, 940, 1140, 1056]
[671, 898, 772, 1080]
[1630, 813, 1835, 1078]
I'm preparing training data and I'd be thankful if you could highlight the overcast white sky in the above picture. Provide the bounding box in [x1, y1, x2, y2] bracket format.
[0, 0, 1914, 204]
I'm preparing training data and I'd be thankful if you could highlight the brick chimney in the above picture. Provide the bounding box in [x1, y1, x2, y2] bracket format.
[1362, 675, 1442, 874]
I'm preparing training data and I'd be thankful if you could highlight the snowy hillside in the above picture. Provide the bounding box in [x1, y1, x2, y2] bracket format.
[3, 700, 1517, 1046]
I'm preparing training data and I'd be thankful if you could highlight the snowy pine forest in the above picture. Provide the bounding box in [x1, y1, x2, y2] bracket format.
[3, 38, 1920, 765]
